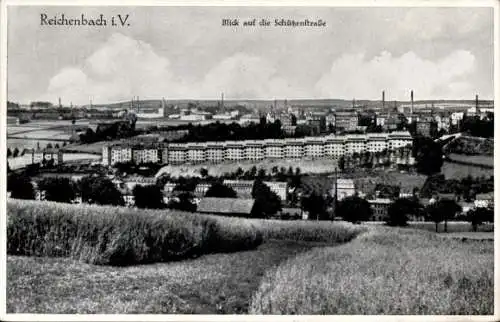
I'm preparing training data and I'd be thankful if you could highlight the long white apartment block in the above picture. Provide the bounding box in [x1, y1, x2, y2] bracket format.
[102, 131, 413, 166]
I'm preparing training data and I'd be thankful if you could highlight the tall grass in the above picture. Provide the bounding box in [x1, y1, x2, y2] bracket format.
[250, 226, 493, 315]
[7, 200, 262, 266]
[250, 218, 366, 244]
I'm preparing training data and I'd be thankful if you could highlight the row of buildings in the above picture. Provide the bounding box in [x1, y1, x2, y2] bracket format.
[102, 131, 413, 166]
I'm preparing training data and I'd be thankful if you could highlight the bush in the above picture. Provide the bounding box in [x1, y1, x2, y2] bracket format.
[7, 200, 262, 266]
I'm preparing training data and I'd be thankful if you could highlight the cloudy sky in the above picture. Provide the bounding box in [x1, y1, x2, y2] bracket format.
[8, 6, 494, 105]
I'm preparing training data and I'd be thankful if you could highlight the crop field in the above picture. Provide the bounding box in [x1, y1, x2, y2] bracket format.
[7, 153, 101, 170]
[441, 161, 493, 179]
[6, 200, 493, 315]
[448, 153, 494, 167]
[250, 227, 493, 315]
[407, 221, 494, 233]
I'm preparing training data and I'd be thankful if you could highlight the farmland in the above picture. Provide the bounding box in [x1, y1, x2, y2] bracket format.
[250, 227, 493, 314]
[441, 161, 494, 179]
[6, 200, 493, 315]
[6, 119, 89, 150]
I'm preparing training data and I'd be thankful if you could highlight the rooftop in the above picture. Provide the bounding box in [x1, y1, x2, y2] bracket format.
[197, 197, 255, 215]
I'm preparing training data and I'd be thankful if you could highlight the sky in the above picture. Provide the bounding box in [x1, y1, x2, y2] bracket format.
[7, 6, 494, 105]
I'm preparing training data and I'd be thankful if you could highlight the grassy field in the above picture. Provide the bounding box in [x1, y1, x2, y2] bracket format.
[448, 153, 494, 167]
[250, 227, 494, 315]
[441, 161, 494, 179]
[7, 240, 321, 314]
[408, 221, 494, 233]
[7, 200, 263, 265]
[7, 153, 101, 170]
[6, 200, 493, 314]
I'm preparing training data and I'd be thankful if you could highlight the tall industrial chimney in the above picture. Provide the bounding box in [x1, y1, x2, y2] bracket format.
[382, 91, 385, 108]
[221, 92, 224, 111]
[58, 97, 62, 108]
[410, 90, 414, 114]
[476, 94, 479, 110]
[352, 98, 356, 109]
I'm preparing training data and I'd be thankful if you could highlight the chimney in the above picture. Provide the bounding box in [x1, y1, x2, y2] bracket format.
[476, 94, 479, 110]
[352, 98, 355, 109]
[221, 92, 224, 111]
[411, 90, 414, 114]
[58, 97, 62, 108]
[382, 91, 385, 109]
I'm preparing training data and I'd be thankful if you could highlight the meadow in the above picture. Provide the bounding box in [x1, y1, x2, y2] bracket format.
[6, 200, 493, 314]
[441, 161, 494, 179]
[250, 227, 494, 315]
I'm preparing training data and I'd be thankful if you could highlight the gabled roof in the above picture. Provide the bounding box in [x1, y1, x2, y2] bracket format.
[197, 197, 255, 215]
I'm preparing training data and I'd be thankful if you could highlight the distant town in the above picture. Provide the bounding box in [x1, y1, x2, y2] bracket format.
[6, 91, 494, 224]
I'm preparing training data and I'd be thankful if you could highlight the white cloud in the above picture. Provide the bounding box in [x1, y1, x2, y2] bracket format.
[199, 53, 297, 99]
[315, 50, 476, 100]
[42, 34, 301, 103]
[42, 33, 479, 104]
[41, 33, 177, 104]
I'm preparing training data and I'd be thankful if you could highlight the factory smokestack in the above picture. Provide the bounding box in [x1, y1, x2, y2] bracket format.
[58, 97, 62, 108]
[410, 90, 414, 114]
[221, 92, 224, 111]
[476, 94, 479, 110]
[382, 91, 385, 108]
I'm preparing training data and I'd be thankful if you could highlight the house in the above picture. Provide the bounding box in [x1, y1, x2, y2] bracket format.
[368, 198, 392, 221]
[197, 197, 255, 217]
[332, 179, 356, 201]
[475, 193, 494, 209]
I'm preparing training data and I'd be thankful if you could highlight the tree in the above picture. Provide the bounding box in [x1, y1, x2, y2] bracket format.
[257, 168, 266, 178]
[79, 175, 124, 206]
[12, 147, 19, 158]
[338, 156, 345, 171]
[200, 168, 209, 178]
[46, 143, 53, 149]
[413, 136, 443, 175]
[337, 196, 372, 223]
[252, 179, 282, 218]
[205, 182, 237, 198]
[467, 207, 494, 232]
[7, 148, 12, 158]
[37, 177, 76, 203]
[7, 173, 35, 200]
[54, 143, 60, 149]
[386, 198, 422, 227]
[133, 184, 164, 209]
[167, 192, 196, 212]
[301, 192, 328, 220]
[426, 199, 461, 232]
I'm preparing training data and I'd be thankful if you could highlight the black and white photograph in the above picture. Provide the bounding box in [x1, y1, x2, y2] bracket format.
[1, 0, 497, 318]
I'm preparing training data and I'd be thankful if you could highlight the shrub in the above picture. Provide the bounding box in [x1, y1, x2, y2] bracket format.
[7, 200, 262, 266]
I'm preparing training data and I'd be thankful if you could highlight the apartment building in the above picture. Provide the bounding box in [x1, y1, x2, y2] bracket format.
[31, 148, 64, 165]
[102, 131, 412, 166]
[335, 111, 359, 132]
